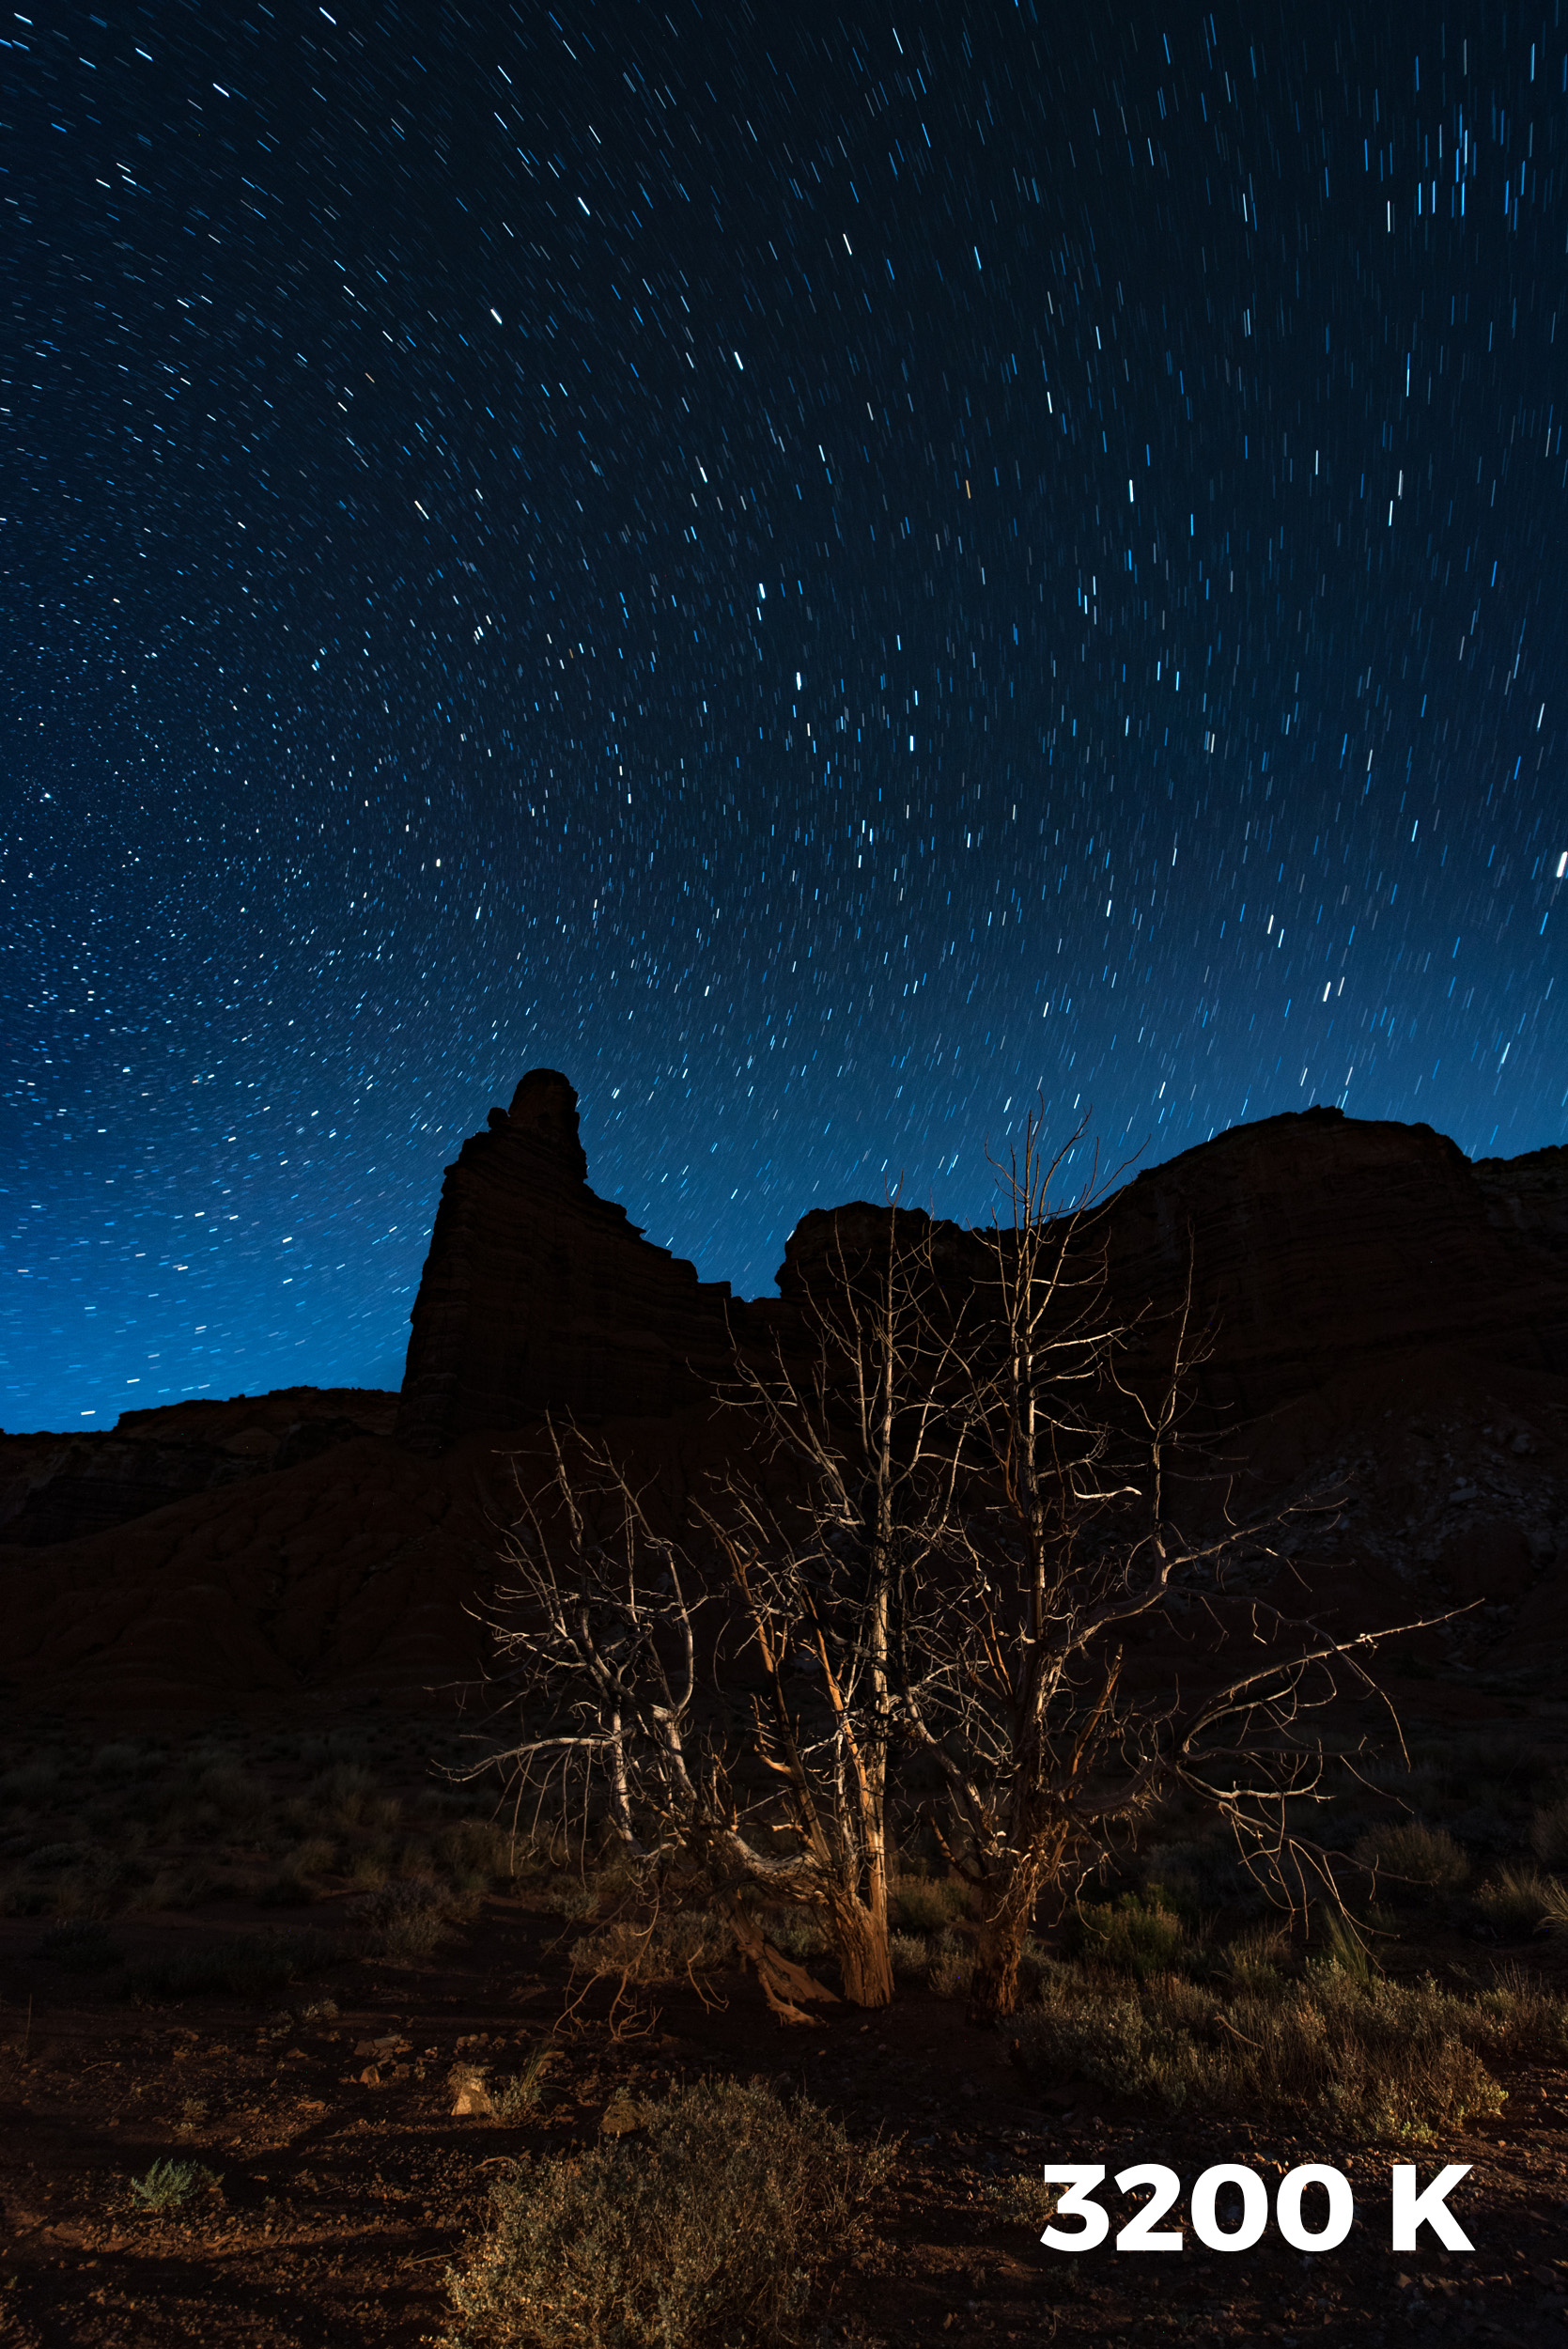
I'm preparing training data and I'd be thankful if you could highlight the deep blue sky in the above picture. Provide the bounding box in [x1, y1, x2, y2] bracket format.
[3, 1, 1564, 1431]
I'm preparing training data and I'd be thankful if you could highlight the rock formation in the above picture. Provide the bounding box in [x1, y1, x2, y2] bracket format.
[394, 1069, 742, 1452]
[3, 1081, 1565, 1712]
[773, 1107, 1568, 1427]
[0, 1388, 397, 1548]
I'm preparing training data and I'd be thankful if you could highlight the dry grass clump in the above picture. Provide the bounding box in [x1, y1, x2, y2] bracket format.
[1463, 1961, 1568, 2053]
[1014, 1963, 1525, 2140]
[439, 2077, 889, 2349]
[1529, 1797, 1568, 1872]
[489, 2046, 558, 2123]
[1352, 1820, 1470, 1896]
[1474, 1865, 1560, 1937]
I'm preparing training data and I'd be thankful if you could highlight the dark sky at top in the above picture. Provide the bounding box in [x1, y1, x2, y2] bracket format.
[3, 0, 1565, 1430]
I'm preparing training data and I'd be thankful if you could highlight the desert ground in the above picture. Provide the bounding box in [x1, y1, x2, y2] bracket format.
[1, 1690, 1565, 2349]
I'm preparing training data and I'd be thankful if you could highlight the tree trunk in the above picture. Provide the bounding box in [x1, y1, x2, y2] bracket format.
[830, 1892, 895, 2006]
[722, 1892, 841, 2026]
[967, 1857, 1046, 2023]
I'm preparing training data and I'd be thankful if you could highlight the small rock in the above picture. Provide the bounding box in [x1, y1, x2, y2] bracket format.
[449, 2064, 493, 2117]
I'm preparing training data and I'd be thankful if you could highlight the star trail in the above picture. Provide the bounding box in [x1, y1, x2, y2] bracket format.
[3, 1, 1565, 1429]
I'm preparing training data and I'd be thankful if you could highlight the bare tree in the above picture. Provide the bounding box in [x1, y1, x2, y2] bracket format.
[469, 1123, 1447, 2031]
[701, 1199, 973, 2006]
[887, 1108, 1449, 2018]
[475, 1423, 867, 2018]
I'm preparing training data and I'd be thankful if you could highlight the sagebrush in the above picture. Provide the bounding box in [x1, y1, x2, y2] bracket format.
[440, 2076, 889, 2348]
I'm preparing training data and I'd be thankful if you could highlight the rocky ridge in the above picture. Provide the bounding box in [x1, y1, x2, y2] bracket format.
[2, 1074, 1564, 1710]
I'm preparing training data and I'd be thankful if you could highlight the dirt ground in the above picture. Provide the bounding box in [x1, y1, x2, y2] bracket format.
[1, 1710, 1566, 2349]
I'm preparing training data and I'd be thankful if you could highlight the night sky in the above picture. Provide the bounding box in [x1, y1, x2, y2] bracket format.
[4, 2, 1565, 1432]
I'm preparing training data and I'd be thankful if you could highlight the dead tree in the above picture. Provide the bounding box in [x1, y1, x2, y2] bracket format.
[701, 1198, 977, 2007]
[889, 1107, 1451, 2019]
[470, 1128, 1447, 2029]
[474, 1423, 854, 2019]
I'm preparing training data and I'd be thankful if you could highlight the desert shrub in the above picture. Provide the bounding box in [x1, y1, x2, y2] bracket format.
[569, 1911, 732, 1987]
[1529, 1798, 1568, 1872]
[37, 1919, 123, 1972]
[131, 2158, 220, 2212]
[125, 1927, 336, 2001]
[440, 1817, 516, 1887]
[763, 1910, 826, 1963]
[490, 2046, 558, 2122]
[1224, 1923, 1292, 1992]
[0, 1757, 62, 1800]
[890, 1878, 969, 1934]
[1015, 1968, 1505, 2139]
[1352, 1821, 1469, 1897]
[1306, 1907, 1374, 1986]
[439, 2076, 889, 2349]
[925, 1929, 969, 1999]
[350, 1876, 458, 1958]
[1475, 1865, 1558, 1937]
[1466, 1962, 1568, 2054]
[257, 1835, 336, 1906]
[1067, 1889, 1187, 1979]
[540, 1878, 599, 1923]
[888, 1931, 930, 1980]
[980, 2173, 1064, 2231]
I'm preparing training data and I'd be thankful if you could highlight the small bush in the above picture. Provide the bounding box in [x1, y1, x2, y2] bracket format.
[350, 1876, 457, 1959]
[888, 1931, 930, 1980]
[490, 2046, 557, 2122]
[1015, 1968, 1508, 2139]
[1467, 1962, 1568, 2053]
[763, 1911, 825, 1963]
[1224, 1923, 1291, 1991]
[1067, 1890, 1187, 1979]
[890, 1878, 968, 1934]
[980, 2173, 1064, 2231]
[131, 2158, 220, 2213]
[440, 1817, 515, 1886]
[316, 1761, 376, 1823]
[125, 1928, 336, 2001]
[1306, 1907, 1374, 1986]
[440, 2076, 889, 2348]
[1353, 1821, 1469, 1897]
[1475, 1866, 1558, 1937]
[926, 1929, 969, 1999]
[568, 1912, 731, 1987]
[37, 1919, 123, 1973]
